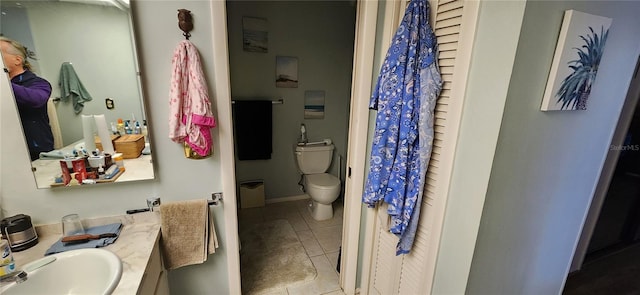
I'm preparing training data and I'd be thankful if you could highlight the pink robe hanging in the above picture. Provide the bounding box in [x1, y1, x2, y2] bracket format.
[169, 40, 216, 156]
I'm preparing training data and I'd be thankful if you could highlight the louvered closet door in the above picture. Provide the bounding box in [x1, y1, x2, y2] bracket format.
[369, 0, 466, 294]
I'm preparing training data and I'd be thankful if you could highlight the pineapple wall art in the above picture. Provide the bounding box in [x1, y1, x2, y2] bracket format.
[541, 10, 612, 111]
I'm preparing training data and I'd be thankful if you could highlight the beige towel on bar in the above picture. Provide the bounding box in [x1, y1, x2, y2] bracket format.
[159, 199, 218, 270]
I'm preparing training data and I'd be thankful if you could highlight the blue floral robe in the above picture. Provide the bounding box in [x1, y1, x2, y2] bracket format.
[363, 0, 442, 255]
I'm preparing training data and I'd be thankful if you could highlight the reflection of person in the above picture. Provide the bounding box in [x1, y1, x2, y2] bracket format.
[1, 37, 54, 160]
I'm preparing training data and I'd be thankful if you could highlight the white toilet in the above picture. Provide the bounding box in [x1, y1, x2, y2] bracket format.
[295, 143, 341, 221]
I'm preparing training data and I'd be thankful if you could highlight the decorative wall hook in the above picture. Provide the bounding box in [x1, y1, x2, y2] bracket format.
[177, 9, 193, 40]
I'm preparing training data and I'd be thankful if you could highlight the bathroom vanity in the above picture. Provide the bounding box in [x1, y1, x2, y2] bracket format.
[9, 212, 168, 295]
[31, 150, 154, 189]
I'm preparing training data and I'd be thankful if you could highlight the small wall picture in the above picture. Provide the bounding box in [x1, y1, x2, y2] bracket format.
[276, 56, 299, 88]
[243, 17, 268, 53]
[304, 91, 325, 119]
[541, 10, 612, 111]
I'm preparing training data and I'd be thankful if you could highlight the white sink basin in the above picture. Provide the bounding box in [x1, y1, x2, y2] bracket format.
[1, 248, 122, 295]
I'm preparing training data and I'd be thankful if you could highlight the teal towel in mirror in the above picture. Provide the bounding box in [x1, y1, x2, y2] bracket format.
[38, 150, 65, 159]
[59, 62, 93, 114]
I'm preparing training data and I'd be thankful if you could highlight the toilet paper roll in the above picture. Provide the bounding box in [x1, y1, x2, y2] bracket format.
[94, 114, 115, 154]
[81, 115, 96, 153]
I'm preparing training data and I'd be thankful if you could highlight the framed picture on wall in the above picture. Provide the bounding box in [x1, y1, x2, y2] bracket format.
[304, 91, 325, 119]
[540, 10, 612, 111]
[242, 17, 268, 53]
[275, 56, 299, 88]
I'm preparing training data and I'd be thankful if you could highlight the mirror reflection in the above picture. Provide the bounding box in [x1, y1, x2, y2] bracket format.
[0, 0, 154, 188]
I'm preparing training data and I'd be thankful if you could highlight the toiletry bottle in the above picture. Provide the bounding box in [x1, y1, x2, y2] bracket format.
[98, 165, 105, 180]
[125, 120, 132, 134]
[134, 121, 141, 134]
[113, 155, 125, 172]
[117, 118, 125, 135]
[110, 122, 118, 135]
[142, 120, 149, 142]
[0, 239, 16, 277]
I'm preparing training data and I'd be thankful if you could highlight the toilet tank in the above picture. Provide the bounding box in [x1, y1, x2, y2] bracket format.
[295, 144, 334, 174]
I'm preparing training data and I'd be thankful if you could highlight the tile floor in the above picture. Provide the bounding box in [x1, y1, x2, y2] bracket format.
[238, 198, 346, 295]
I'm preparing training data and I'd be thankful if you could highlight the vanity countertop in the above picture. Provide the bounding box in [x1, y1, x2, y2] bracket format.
[10, 212, 161, 295]
[31, 154, 154, 188]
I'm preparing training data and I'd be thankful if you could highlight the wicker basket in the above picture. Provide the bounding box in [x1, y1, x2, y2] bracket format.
[114, 135, 145, 159]
[95, 135, 120, 152]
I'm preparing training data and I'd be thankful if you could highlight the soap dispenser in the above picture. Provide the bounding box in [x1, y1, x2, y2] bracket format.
[298, 123, 308, 144]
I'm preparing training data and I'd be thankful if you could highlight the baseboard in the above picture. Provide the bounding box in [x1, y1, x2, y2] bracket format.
[265, 194, 310, 204]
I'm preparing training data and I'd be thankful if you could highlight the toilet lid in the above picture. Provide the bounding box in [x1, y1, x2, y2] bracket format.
[306, 173, 340, 189]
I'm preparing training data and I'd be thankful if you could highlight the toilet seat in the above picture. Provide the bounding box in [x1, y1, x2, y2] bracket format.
[305, 173, 340, 190]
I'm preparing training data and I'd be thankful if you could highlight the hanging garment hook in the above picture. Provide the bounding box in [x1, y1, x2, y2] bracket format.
[177, 9, 193, 40]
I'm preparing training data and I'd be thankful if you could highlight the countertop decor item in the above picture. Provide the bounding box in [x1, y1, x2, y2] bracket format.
[114, 134, 145, 159]
[0, 214, 38, 252]
[45, 223, 122, 255]
[61, 233, 117, 244]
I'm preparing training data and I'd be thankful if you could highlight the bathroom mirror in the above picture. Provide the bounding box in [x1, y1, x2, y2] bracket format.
[0, 0, 155, 189]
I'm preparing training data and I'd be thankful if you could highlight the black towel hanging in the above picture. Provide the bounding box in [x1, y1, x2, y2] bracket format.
[233, 101, 273, 160]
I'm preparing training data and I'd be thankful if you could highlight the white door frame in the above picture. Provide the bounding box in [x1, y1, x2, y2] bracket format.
[215, 0, 380, 293]
[571, 55, 640, 272]
[339, 0, 379, 293]
[210, 1, 242, 294]
[344, 1, 406, 294]
[214, 0, 398, 293]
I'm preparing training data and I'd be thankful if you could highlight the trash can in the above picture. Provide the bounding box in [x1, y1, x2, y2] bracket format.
[240, 181, 265, 209]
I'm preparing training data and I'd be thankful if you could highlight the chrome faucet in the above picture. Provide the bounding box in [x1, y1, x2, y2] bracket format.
[0, 270, 28, 284]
